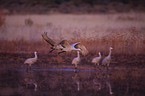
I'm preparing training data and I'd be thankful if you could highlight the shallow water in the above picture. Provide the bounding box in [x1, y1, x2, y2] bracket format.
[13, 68, 99, 72]
[0, 67, 145, 96]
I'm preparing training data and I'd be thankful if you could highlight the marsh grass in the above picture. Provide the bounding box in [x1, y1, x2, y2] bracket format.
[0, 13, 145, 55]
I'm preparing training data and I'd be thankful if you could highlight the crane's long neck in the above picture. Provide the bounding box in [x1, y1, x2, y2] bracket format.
[77, 51, 80, 59]
[109, 49, 112, 56]
[74, 47, 81, 51]
[99, 53, 101, 57]
[34, 53, 38, 59]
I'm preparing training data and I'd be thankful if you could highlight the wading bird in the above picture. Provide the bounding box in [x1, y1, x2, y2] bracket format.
[72, 51, 81, 68]
[102, 47, 113, 66]
[24, 51, 38, 67]
[92, 52, 102, 65]
[42, 32, 88, 56]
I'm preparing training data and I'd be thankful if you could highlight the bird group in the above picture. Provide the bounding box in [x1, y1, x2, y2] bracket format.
[92, 47, 113, 66]
[24, 32, 113, 69]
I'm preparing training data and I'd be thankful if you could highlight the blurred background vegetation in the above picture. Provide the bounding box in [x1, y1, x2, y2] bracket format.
[0, 0, 145, 55]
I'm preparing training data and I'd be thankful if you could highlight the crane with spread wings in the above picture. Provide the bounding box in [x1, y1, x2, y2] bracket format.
[42, 32, 88, 56]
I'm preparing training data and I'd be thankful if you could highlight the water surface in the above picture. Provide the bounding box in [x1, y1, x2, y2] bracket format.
[0, 67, 145, 96]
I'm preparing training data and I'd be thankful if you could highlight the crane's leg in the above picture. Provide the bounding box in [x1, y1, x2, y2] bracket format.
[30, 65, 32, 72]
[26, 65, 29, 73]
[106, 64, 109, 72]
[75, 64, 77, 69]
[107, 63, 110, 67]
[106, 66, 108, 71]
[93, 63, 96, 67]
[97, 63, 101, 70]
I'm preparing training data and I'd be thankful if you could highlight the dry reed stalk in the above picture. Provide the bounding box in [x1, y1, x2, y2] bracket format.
[1, 14, 145, 55]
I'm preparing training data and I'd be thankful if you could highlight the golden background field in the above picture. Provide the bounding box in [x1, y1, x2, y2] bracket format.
[1, 13, 145, 55]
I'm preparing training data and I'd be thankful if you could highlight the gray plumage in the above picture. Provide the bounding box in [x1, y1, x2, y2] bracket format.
[42, 32, 64, 52]
[71, 42, 88, 56]
[59, 40, 81, 52]
[92, 52, 101, 65]
[102, 47, 113, 66]
[24, 52, 38, 66]
[59, 41, 88, 56]
[42, 32, 88, 56]
[72, 51, 81, 68]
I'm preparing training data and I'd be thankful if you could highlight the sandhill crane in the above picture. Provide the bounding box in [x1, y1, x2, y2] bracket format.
[42, 32, 88, 56]
[71, 42, 88, 56]
[58, 41, 88, 56]
[92, 52, 102, 65]
[72, 51, 81, 68]
[102, 47, 113, 66]
[24, 52, 38, 67]
[42, 32, 64, 53]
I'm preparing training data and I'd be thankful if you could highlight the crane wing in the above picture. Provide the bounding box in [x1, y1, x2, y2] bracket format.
[59, 40, 70, 48]
[74, 42, 89, 56]
[42, 32, 57, 46]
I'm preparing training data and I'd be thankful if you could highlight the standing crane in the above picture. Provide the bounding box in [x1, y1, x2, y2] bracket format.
[72, 51, 81, 68]
[24, 52, 38, 71]
[92, 52, 102, 65]
[102, 47, 113, 66]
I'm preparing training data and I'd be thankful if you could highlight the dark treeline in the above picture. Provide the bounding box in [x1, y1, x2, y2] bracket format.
[0, 0, 145, 14]
[0, 0, 145, 6]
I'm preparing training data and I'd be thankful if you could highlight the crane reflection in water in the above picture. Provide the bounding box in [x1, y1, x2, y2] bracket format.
[1, 66, 145, 96]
